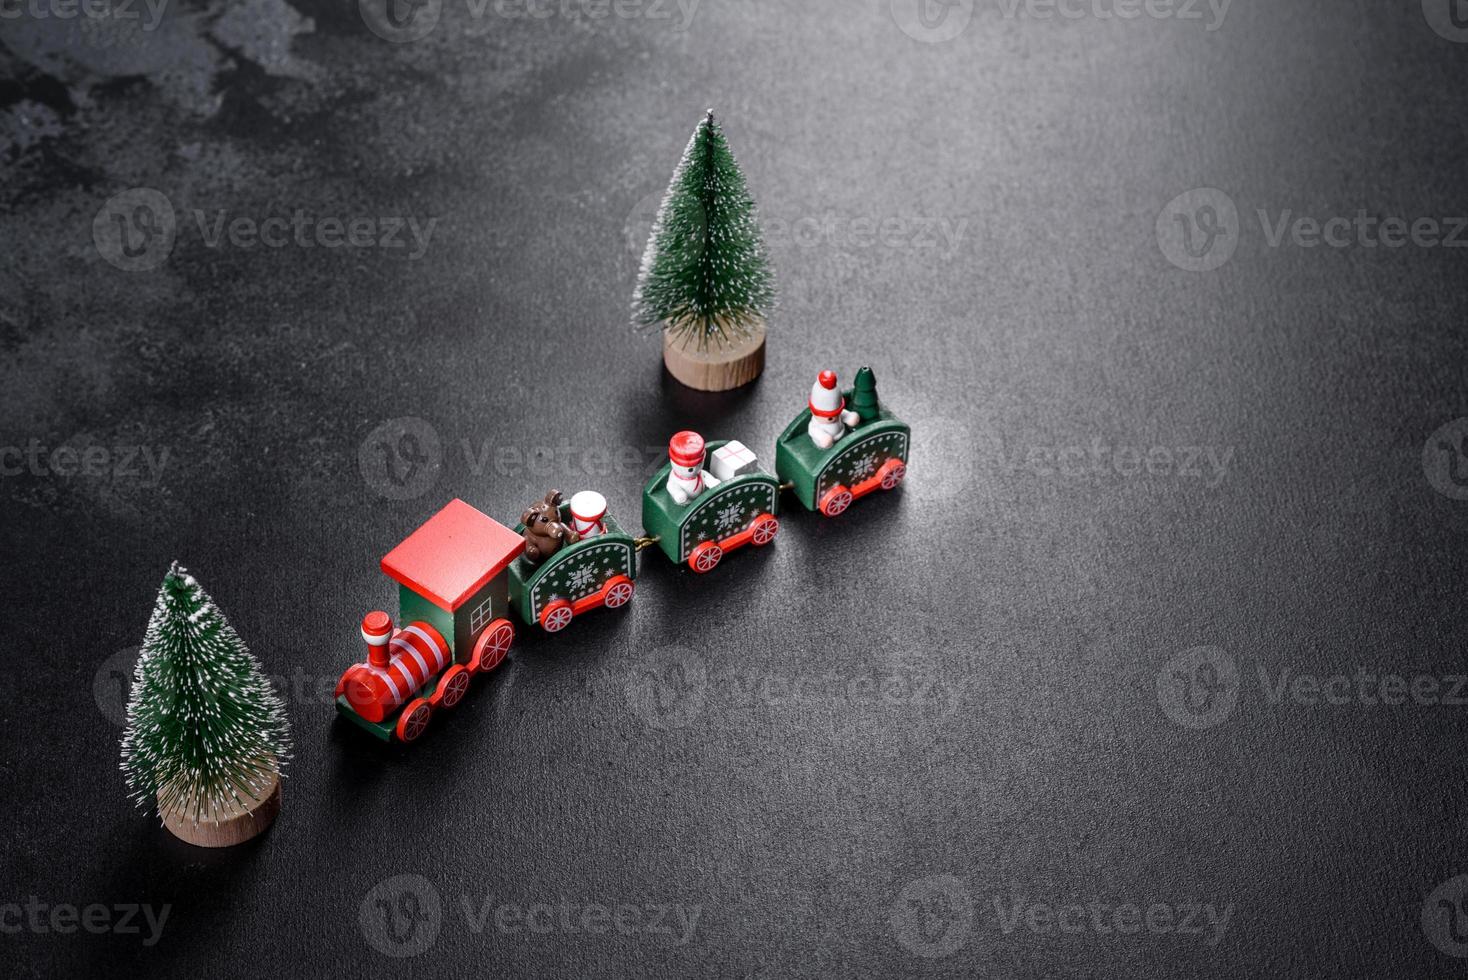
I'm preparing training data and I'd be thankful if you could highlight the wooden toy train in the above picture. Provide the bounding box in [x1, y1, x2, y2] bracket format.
[336, 367, 910, 741]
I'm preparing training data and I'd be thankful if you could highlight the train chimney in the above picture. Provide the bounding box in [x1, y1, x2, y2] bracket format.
[361, 611, 393, 669]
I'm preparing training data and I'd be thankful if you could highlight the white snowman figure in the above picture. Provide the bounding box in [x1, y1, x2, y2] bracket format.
[807, 370, 860, 450]
[665, 430, 707, 506]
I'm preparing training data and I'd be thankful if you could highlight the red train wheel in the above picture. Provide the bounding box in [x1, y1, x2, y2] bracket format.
[880, 459, 907, 491]
[603, 575, 635, 608]
[819, 485, 854, 518]
[689, 541, 723, 573]
[471, 619, 514, 673]
[437, 665, 471, 709]
[395, 699, 432, 743]
[751, 513, 779, 546]
[540, 600, 574, 633]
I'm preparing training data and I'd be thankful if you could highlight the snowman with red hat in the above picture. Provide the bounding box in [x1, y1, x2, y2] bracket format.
[665, 430, 709, 506]
[807, 370, 861, 450]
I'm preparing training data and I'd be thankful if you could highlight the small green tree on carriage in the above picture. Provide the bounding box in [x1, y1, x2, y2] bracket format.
[850, 366, 881, 424]
[120, 563, 290, 844]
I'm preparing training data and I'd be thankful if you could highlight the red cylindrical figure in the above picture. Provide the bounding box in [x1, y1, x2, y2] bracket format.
[362, 611, 392, 668]
[336, 620, 451, 723]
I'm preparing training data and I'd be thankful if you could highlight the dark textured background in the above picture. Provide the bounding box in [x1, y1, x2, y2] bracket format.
[4, 0, 1468, 976]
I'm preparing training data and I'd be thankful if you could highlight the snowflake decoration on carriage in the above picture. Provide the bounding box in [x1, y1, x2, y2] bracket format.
[849, 453, 879, 481]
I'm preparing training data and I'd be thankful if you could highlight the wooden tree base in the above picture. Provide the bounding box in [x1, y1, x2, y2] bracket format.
[663, 320, 766, 392]
[159, 770, 281, 848]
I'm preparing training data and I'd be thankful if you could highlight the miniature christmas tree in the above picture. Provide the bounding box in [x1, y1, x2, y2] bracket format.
[634, 110, 776, 390]
[850, 366, 881, 425]
[120, 563, 290, 846]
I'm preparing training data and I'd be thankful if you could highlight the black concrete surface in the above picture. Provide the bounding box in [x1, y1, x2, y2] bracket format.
[3, 0, 1468, 976]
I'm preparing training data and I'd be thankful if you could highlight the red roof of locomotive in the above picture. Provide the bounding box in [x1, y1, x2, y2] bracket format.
[380, 498, 524, 612]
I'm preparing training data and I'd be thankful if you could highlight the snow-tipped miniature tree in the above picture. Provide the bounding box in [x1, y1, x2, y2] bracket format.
[633, 110, 776, 355]
[121, 563, 290, 837]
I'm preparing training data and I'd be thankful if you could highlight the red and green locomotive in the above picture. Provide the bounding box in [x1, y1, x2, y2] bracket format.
[335, 499, 521, 742]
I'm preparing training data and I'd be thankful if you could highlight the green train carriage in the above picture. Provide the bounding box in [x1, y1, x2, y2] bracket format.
[775, 368, 910, 517]
[508, 503, 638, 632]
[642, 439, 782, 573]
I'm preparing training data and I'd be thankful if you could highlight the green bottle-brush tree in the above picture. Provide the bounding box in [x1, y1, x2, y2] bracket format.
[120, 563, 290, 827]
[633, 109, 776, 351]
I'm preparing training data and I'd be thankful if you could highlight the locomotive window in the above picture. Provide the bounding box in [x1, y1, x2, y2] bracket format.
[469, 596, 496, 635]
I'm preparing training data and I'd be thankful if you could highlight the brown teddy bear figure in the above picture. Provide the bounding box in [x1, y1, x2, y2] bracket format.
[520, 489, 580, 565]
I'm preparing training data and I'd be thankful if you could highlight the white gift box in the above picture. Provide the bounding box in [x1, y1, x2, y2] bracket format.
[710, 441, 758, 481]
